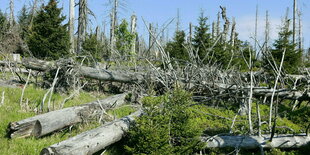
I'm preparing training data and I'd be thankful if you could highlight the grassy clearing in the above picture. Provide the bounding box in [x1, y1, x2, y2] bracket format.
[0, 85, 105, 155]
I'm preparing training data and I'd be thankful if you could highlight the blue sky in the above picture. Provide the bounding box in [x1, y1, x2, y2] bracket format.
[1, 0, 309, 48]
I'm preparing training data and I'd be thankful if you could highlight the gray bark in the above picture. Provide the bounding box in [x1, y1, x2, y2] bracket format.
[40, 110, 142, 155]
[9, 93, 128, 138]
[69, 0, 75, 54]
[9, 0, 14, 27]
[77, 0, 87, 54]
[202, 134, 310, 149]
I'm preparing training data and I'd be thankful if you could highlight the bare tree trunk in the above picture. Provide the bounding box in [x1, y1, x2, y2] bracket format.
[293, 0, 297, 46]
[148, 23, 153, 56]
[230, 18, 236, 47]
[77, 0, 87, 54]
[69, 0, 75, 54]
[9, 0, 14, 27]
[298, 10, 303, 51]
[176, 8, 180, 32]
[254, 4, 258, 52]
[216, 12, 221, 36]
[248, 47, 254, 134]
[109, 0, 118, 56]
[130, 14, 137, 57]
[264, 10, 270, 53]
[212, 22, 216, 40]
[188, 22, 192, 43]
[220, 6, 230, 49]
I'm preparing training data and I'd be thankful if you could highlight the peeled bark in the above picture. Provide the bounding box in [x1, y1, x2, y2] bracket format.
[40, 110, 142, 155]
[8, 93, 128, 138]
[202, 134, 310, 149]
[22, 58, 144, 84]
[79, 66, 143, 84]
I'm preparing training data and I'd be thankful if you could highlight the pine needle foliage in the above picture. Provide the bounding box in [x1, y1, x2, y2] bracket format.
[125, 89, 203, 155]
[27, 0, 69, 60]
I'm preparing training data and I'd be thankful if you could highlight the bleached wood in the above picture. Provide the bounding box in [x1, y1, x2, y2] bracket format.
[40, 110, 142, 155]
[9, 93, 128, 138]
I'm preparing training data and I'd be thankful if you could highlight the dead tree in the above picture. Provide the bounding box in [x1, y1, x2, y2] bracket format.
[293, 0, 297, 46]
[9, 93, 129, 138]
[130, 14, 137, 57]
[109, 0, 118, 55]
[297, 10, 303, 51]
[188, 22, 192, 43]
[254, 4, 258, 51]
[264, 10, 270, 53]
[202, 134, 310, 149]
[69, 0, 75, 54]
[9, 0, 14, 27]
[77, 0, 87, 54]
[220, 6, 230, 49]
[40, 110, 142, 155]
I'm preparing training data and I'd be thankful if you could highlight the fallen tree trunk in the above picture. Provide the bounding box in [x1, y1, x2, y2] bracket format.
[40, 110, 142, 155]
[22, 58, 144, 84]
[79, 66, 143, 84]
[202, 134, 310, 149]
[8, 93, 128, 138]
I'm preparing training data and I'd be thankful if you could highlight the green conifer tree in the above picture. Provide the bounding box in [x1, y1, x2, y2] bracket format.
[0, 11, 8, 38]
[165, 30, 189, 62]
[192, 11, 211, 63]
[82, 33, 105, 62]
[263, 20, 301, 74]
[27, 0, 69, 60]
[115, 19, 135, 58]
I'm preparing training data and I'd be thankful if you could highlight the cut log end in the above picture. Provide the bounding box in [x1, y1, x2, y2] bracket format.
[40, 147, 57, 155]
[9, 120, 42, 138]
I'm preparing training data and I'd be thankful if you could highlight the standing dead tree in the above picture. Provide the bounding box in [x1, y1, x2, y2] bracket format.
[9, 0, 15, 27]
[109, 0, 118, 56]
[77, 0, 87, 54]
[69, 0, 75, 54]
[220, 6, 230, 50]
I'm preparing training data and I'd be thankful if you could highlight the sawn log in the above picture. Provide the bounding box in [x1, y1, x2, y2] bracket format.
[40, 110, 142, 155]
[8, 93, 128, 138]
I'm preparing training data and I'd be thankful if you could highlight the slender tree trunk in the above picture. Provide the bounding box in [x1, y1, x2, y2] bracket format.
[216, 12, 220, 36]
[212, 22, 216, 40]
[130, 15, 137, 58]
[69, 0, 75, 54]
[109, 0, 118, 56]
[9, 0, 14, 27]
[148, 23, 153, 56]
[293, 0, 297, 46]
[176, 8, 180, 32]
[188, 22, 192, 43]
[230, 18, 236, 47]
[254, 4, 258, 52]
[264, 10, 270, 53]
[297, 10, 303, 51]
[77, 0, 87, 54]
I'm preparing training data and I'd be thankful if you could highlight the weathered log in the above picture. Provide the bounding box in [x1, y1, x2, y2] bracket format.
[22, 58, 144, 84]
[79, 66, 143, 84]
[40, 110, 142, 155]
[202, 134, 310, 149]
[8, 93, 128, 138]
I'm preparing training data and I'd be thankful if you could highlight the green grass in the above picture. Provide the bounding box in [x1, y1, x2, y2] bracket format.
[0, 85, 105, 155]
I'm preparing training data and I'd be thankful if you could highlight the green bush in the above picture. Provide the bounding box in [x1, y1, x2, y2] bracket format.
[125, 89, 203, 154]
